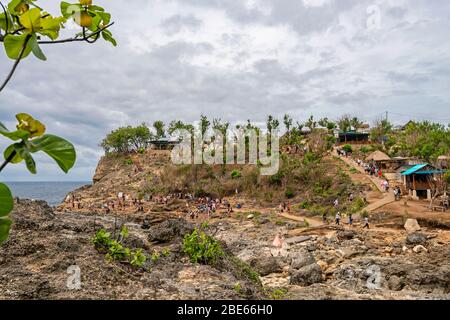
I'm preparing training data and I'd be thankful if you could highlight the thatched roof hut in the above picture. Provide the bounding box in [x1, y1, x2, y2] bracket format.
[366, 151, 391, 162]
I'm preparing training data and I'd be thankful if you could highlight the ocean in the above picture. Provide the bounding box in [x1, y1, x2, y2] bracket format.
[5, 182, 91, 206]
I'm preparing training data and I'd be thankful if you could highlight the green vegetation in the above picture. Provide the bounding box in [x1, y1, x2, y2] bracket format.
[227, 255, 261, 285]
[342, 144, 353, 153]
[0, 114, 76, 244]
[270, 288, 288, 300]
[92, 227, 147, 268]
[101, 124, 153, 154]
[183, 229, 224, 265]
[231, 170, 242, 179]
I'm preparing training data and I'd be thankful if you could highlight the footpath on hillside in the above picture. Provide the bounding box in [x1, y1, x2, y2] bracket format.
[332, 148, 396, 212]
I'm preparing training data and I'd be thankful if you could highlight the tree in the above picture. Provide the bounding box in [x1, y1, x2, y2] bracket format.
[337, 115, 354, 132]
[305, 115, 316, 131]
[200, 114, 210, 137]
[0, 0, 115, 244]
[153, 121, 166, 140]
[370, 118, 393, 145]
[0, 0, 116, 91]
[100, 125, 153, 154]
[427, 172, 448, 210]
[283, 114, 293, 135]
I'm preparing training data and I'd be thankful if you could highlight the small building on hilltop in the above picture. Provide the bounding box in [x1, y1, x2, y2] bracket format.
[336, 130, 370, 145]
[149, 140, 180, 150]
[400, 164, 444, 200]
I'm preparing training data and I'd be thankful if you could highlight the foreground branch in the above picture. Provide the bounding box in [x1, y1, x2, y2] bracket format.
[38, 22, 114, 44]
[0, 34, 31, 93]
[0, 150, 17, 173]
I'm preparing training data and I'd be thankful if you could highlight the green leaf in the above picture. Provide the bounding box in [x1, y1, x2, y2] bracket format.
[96, 11, 110, 25]
[0, 122, 30, 141]
[0, 12, 13, 32]
[7, 0, 22, 15]
[0, 183, 14, 217]
[39, 15, 65, 40]
[30, 34, 46, 61]
[102, 29, 117, 46]
[3, 34, 33, 60]
[60, 2, 81, 19]
[3, 144, 24, 164]
[29, 134, 76, 173]
[0, 217, 13, 244]
[19, 7, 41, 32]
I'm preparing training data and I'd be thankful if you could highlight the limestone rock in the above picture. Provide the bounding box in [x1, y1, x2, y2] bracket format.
[404, 219, 421, 234]
[289, 263, 323, 286]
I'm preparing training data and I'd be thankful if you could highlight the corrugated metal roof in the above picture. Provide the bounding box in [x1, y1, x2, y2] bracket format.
[401, 164, 428, 176]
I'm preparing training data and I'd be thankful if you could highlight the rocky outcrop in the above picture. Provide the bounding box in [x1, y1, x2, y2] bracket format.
[147, 219, 194, 243]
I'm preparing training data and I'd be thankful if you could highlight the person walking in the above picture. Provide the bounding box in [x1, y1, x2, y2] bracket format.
[348, 213, 353, 227]
[363, 216, 370, 229]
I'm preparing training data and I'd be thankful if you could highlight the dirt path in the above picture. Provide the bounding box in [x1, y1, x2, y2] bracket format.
[332, 149, 396, 213]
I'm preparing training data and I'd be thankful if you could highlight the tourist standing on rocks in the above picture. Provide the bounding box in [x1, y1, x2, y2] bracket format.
[322, 212, 328, 224]
[335, 212, 341, 225]
[348, 213, 353, 227]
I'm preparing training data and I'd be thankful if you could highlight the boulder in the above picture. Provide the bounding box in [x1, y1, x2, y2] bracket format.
[388, 275, 404, 291]
[337, 230, 358, 240]
[404, 219, 421, 234]
[147, 219, 194, 243]
[251, 256, 282, 276]
[406, 232, 427, 245]
[291, 250, 316, 270]
[289, 263, 323, 286]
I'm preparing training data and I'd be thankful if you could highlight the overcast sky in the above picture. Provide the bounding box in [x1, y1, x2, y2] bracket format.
[1, 0, 450, 181]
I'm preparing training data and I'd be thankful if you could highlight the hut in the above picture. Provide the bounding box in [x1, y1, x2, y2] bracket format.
[366, 151, 391, 169]
[400, 164, 444, 200]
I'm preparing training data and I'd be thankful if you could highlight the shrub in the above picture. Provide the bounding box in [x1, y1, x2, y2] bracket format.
[285, 188, 295, 199]
[130, 249, 147, 267]
[300, 201, 310, 209]
[342, 144, 353, 153]
[269, 171, 284, 186]
[270, 288, 288, 300]
[183, 229, 224, 265]
[92, 228, 147, 268]
[360, 146, 370, 154]
[124, 158, 133, 166]
[231, 170, 242, 179]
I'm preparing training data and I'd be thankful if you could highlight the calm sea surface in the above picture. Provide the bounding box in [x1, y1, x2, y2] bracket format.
[5, 182, 90, 206]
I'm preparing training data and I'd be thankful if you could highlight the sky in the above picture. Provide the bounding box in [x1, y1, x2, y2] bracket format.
[0, 0, 450, 181]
